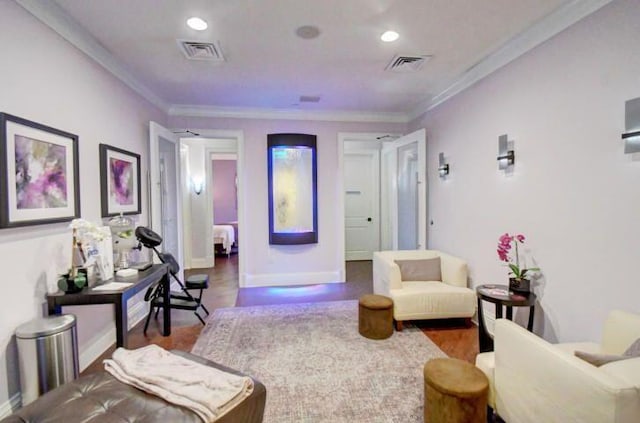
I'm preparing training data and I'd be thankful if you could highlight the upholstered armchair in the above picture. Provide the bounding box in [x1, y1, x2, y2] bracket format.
[475, 311, 640, 423]
[372, 250, 475, 330]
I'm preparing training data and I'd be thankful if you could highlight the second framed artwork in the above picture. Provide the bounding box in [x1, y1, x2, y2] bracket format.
[99, 144, 141, 217]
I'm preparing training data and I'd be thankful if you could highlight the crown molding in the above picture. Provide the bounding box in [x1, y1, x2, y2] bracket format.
[17, 0, 610, 124]
[169, 104, 410, 123]
[16, 0, 169, 113]
[407, 0, 614, 121]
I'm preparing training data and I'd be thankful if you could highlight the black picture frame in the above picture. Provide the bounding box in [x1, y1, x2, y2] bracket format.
[267, 133, 318, 245]
[99, 143, 141, 217]
[0, 113, 80, 228]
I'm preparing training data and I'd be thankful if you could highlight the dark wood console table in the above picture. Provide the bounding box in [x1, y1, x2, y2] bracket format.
[476, 284, 537, 353]
[47, 264, 170, 348]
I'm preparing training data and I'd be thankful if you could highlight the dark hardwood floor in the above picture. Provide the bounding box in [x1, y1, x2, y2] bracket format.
[83, 256, 478, 374]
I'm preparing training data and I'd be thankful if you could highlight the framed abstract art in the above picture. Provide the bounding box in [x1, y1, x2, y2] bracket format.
[0, 113, 80, 228]
[99, 144, 141, 217]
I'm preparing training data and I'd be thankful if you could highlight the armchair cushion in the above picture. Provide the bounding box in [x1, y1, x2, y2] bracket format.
[394, 257, 441, 282]
[575, 337, 640, 367]
[574, 350, 632, 367]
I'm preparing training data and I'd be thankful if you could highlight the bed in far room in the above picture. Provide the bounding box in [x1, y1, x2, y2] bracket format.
[213, 224, 236, 256]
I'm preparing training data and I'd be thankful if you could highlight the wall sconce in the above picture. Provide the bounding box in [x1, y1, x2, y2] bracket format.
[191, 176, 204, 195]
[438, 152, 449, 177]
[497, 134, 515, 170]
[623, 97, 640, 154]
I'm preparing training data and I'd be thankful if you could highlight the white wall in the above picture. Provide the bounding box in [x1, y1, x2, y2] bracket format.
[410, 0, 640, 343]
[0, 1, 166, 412]
[168, 116, 406, 286]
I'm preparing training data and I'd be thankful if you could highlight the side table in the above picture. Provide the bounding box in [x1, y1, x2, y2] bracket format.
[476, 284, 537, 353]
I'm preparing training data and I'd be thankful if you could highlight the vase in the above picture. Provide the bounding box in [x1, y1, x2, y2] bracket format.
[509, 277, 530, 294]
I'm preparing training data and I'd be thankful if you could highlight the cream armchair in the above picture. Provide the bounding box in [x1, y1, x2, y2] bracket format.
[372, 250, 475, 330]
[475, 311, 640, 423]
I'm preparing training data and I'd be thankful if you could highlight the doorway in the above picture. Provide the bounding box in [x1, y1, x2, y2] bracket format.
[381, 129, 427, 251]
[338, 129, 427, 276]
[211, 153, 238, 258]
[180, 130, 247, 286]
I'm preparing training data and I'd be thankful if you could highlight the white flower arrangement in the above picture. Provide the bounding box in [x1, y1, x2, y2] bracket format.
[69, 218, 111, 242]
[68, 219, 114, 281]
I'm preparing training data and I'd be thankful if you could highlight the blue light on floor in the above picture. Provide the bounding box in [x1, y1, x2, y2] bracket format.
[265, 284, 331, 297]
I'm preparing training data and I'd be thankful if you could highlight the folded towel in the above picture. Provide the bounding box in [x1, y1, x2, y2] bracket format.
[104, 345, 253, 422]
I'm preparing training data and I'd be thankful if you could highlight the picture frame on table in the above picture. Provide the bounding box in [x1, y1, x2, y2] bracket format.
[99, 143, 141, 217]
[0, 113, 80, 228]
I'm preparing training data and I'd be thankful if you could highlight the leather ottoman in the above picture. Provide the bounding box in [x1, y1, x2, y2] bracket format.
[423, 357, 488, 423]
[1, 350, 266, 423]
[358, 294, 394, 340]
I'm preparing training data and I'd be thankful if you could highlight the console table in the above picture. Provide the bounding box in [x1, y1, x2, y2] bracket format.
[47, 264, 170, 348]
[476, 284, 537, 353]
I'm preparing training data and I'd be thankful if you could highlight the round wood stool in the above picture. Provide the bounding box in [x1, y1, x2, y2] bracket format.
[358, 294, 393, 340]
[423, 357, 488, 423]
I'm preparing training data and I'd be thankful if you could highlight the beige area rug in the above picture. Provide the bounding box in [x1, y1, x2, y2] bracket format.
[191, 300, 446, 423]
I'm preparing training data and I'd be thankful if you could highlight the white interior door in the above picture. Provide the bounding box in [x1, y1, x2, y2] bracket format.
[381, 129, 427, 250]
[344, 150, 379, 260]
[149, 122, 184, 277]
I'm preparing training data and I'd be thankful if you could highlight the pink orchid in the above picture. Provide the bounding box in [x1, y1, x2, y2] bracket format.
[497, 233, 540, 280]
[497, 249, 509, 262]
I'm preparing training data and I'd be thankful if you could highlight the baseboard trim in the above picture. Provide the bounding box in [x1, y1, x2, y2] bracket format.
[244, 271, 343, 287]
[0, 392, 21, 419]
[190, 257, 214, 269]
[78, 300, 148, 370]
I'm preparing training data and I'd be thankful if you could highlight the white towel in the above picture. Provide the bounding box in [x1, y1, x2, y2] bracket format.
[103, 345, 253, 422]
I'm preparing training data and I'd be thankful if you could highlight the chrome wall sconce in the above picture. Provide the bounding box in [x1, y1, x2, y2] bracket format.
[191, 176, 204, 195]
[623, 97, 640, 154]
[497, 134, 515, 170]
[438, 152, 449, 177]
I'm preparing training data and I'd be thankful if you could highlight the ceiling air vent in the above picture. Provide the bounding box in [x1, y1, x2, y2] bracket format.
[299, 95, 321, 103]
[385, 54, 431, 72]
[177, 40, 225, 62]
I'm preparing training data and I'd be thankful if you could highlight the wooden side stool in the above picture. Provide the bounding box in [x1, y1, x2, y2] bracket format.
[358, 294, 394, 340]
[423, 357, 489, 423]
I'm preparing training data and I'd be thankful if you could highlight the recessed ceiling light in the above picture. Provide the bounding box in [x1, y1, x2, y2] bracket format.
[380, 30, 399, 42]
[187, 17, 208, 31]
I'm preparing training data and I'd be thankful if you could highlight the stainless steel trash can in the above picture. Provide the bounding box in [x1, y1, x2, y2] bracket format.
[15, 314, 79, 405]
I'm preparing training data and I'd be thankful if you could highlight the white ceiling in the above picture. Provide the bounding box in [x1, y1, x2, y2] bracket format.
[21, 0, 609, 121]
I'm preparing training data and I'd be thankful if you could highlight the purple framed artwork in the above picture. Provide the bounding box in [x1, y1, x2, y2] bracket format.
[99, 144, 141, 217]
[0, 113, 80, 228]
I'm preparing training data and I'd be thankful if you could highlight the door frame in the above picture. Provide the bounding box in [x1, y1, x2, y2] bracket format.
[337, 132, 401, 279]
[149, 121, 184, 277]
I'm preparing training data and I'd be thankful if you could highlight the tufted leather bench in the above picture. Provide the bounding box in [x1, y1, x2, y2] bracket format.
[1, 350, 266, 423]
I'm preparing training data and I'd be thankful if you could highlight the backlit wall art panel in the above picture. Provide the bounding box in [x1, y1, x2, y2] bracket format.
[267, 133, 318, 245]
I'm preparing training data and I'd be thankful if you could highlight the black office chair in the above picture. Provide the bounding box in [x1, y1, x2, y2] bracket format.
[135, 226, 210, 333]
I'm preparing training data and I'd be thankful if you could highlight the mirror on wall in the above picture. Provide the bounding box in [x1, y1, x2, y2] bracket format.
[267, 133, 318, 245]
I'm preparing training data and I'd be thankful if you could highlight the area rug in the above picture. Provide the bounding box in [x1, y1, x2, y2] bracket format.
[191, 300, 446, 422]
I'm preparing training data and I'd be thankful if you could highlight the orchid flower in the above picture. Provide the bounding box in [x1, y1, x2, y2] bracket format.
[497, 233, 540, 280]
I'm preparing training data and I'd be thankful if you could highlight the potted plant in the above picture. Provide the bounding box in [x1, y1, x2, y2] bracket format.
[497, 233, 540, 293]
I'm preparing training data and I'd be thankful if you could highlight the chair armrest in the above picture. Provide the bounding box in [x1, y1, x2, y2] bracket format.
[372, 252, 402, 294]
[438, 252, 468, 288]
[601, 310, 640, 354]
[494, 319, 640, 423]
